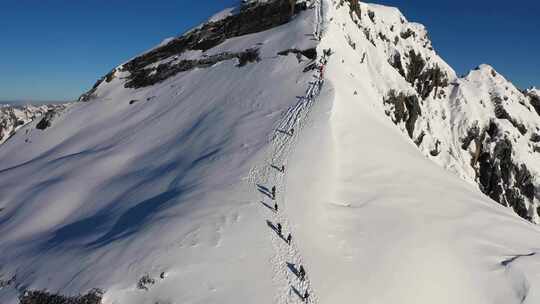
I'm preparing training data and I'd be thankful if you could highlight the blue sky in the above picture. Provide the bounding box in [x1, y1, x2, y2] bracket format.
[0, 0, 538, 103]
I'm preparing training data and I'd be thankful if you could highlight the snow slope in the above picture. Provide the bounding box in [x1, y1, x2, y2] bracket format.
[0, 2, 322, 303]
[1, 1, 540, 304]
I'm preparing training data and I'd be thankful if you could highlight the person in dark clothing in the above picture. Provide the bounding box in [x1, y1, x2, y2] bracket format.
[277, 223, 282, 236]
[281, 165, 285, 172]
[303, 290, 309, 302]
[271, 186, 276, 199]
[299, 265, 306, 280]
[274, 202, 278, 212]
[286, 233, 292, 245]
[290, 128, 295, 135]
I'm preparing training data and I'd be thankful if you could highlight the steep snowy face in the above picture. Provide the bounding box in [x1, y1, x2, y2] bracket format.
[334, 0, 539, 223]
[0, 104, 68, 145]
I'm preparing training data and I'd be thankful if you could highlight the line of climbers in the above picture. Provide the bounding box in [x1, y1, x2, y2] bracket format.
[260, 48, 332, 303]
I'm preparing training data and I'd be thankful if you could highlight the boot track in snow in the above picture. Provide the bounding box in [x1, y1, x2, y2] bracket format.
[249, 2, 328, 302]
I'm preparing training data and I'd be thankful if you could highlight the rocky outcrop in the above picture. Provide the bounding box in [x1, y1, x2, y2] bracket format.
[526, 90, 540, 116]
[405, 50, 448, 99]
[389, 52, 406, 78]
[19, 289, 103, 304]
[383, 90, 421, 138]
[477, 138, 535, 220]
[125, 49, 261, 88]
[339, 0, 361, 20]
[122, 0, 307, 87]
[277, 48, 318, 60]
[492, 95, 527, 135]
[36, 110, 60, 130]
[461, 121, 537, 220]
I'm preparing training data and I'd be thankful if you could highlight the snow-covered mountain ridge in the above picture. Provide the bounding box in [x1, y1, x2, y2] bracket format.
[0, 103, 68, 145]
[1, 1, 540, 304]
[332, 0, 539, 223]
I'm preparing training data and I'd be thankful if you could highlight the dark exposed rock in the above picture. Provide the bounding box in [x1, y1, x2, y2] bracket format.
[405, 50, 425, 85]
[19, 289, 103, 304]
[531, 133, 540, 143]
[526, 91, 540, 116]
[361, 28, 376, 46]
[492, 96, 527, 135]
[417, 65, 448, 99]
[341, 0, 361, 20]
[515, 164, 535, 202]
[124, 0, 306, 71]
[303, 62, 318, 73]
[430, 140, 441, 156]
[237, 48, 261, 66]
[461, 123, 480, 150]
[344, 35, 356, 49]
[400, 29, 416, 39]
[404, 51, 448, 99]
[125, 49, 260, 88]
[0, 275, 16, 288]
[36, 110, 57, 130]
[477, 137, 536, 221]
[137, 274, 156, 291]
[360, 52, 367, 64]
[383, 90, 421, 138]
[129, 99, 139, 105]
[104, 70, 116, 83]
[486, 120, 499, 138]
[478, 138, 511, 205]
[461, 117, 537, 222]
[389, 52, 405, 78]
[277, 48, 318, 60]
[414, 130, 426, 146]
[368, 10, 376, 23]
[378, 32, 389, 43]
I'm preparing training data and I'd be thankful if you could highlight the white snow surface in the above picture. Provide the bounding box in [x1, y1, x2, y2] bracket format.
[1, 1, 540, 304]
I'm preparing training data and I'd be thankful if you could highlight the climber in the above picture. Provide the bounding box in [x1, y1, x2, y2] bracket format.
[299, 265, 306, 280]
[286, 233, 292, 245]
[303, 290, 309, 302]
[290, 128, 295, 135]
[281, 165, 285, 173]
[277, 223, 282, 236]
[271, 186, 276, 199]
[274, 202, 278, 212]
